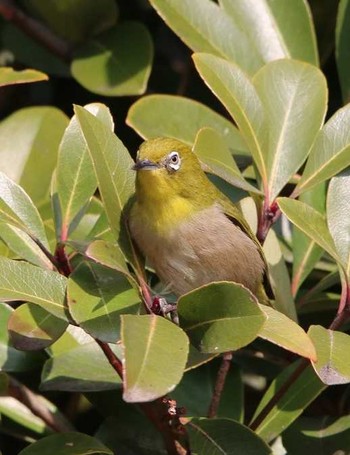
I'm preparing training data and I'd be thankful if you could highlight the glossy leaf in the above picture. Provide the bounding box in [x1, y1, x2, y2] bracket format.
[220, 0, 318, 65]
[178, 282, 266, 353]
[336, 0, 350, 103]
[8, 303, 67, 351]
[295, 103, 350, 195]
[42, 341, 122, 392]
[278, 198, 339, 261]
[327, 168, 350, 278]
[0, 257, 68, 321]
[72, 22, 153, 96]
[68, 262, 140, 343]
[149, 0, 263, 75]
[127, 94, 248, 155]
[259, 306, 316, 360]
[0, 304, 44, 372]
[254, 59, 327, 201]
[193, 127, 261, 194]
[84, 240, 129, 276]
[193, 53, 268, 185]
[74, 105, 135, 261]
[18, 432, 113, 455]
[0, 67, 48, 86]
[309, 325, 350, 385]
[252, 361, 326, 442]
[187, 418, 271, 454]
[292, 183, 326, 295]
[121, 314, 189, 402]
[0, 106, 68, 205]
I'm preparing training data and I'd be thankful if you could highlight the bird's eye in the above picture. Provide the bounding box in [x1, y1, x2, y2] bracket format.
[166, 151, 181, 171]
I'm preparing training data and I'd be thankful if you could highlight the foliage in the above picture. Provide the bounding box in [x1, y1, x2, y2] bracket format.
[0, 0, 350, 454]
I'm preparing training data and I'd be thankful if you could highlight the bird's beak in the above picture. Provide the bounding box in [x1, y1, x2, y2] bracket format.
[132, 159, 160, 171]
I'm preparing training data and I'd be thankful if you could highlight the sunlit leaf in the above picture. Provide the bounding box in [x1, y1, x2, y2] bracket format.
[0, 67, 48, 86]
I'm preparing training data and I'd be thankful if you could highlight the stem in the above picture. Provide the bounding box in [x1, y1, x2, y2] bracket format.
[54, 243, 72, 277]
[256, 199, 280, 245]
[329, 280, 350, 331]
[207, 352, 233, 418]
[0, 0, 71, 61]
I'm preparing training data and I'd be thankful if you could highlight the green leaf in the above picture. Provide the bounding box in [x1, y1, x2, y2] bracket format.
[278, 198, 339, 261]
[187, 418, 271, 454]
[149, 0, 263, 75]
[21, 0, 118, 43]
[220, 0, 318, 65]
[295, 103, 350, 195]
[308, 325, 350, 385]
[0, 257, 68, 321]
[0, 172, 49, 247]
[193, 53, 268, 186]
[259, 306, 316, 360]
[0, 106, 68, 205]
[292, 183, 326, 295]
[252, 361, 326, 442]
[0, 67, 48, 86]
[0, 303, 44, 372]
[71, 22, 153, 96]
[8, 303, 67, 351]
[327, 168, 350, 278]
[178, 282, 266, 354]
[42, 340, 122, 392]
[127, 94, 248, 155]
[193, 127, 261, 194]
[68, 262, 140, 343]
[336, 0, 350, 103]
[18, 432, 113, 455]
[121, 314, 189, 402]
[56, 103, 113, 241]
[73, 105, 135, 261]
[83, 240, 129, 276]
[253, 59, 327, 201]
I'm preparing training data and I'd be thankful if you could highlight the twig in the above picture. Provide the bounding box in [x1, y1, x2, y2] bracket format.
[54, 243, 72, 276]
[0, 0, 71, 61]
[329, 281, 350, 330]
[207, 352, 233, 418]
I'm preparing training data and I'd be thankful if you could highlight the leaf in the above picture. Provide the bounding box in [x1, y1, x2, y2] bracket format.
[8, 303, 67, 351]
[259, 306, 316, 360]
[42, 341, 122, 392]
[126, 94, 248, 155]
[295, 103, 350, 195]
[148, 0, 263, 75]
[84, 240, 129, 275]
[178, 282, 266, 354]
[278, 198, 339, 261]
[193, 127, 261, 194]
[56, 103, 113, 241]
[0, 257, 68, 321]
[0, 396, 48, 435]
[291, 183, 326, 295]
[68, 262, 140, 343]
[0, 67, 48, 86]
[73, 105, 135, 261]
[263, 229, 297, 321]
[308, 325, 350, 385]
[327, 168, 350, 278]
[251, 361, 326, 442]
[220, 0, 318, 65]
[336, 0, 350, 103]
[18, 432, 113, 455]
[253, 59, 327, 201]
[0, 303, 44, 372]
[121, 314, 189, 402]
[71, 22, 153, 96]
[193, 53, 268, 186]
[0, 172, 49, 247]
[187, 418, 271, 454]
[0, 106, 68, 205]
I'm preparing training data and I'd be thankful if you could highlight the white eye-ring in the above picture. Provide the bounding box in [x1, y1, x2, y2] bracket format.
[166, 151, 181, 171]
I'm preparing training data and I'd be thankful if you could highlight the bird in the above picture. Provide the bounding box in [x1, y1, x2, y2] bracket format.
[129, 137, 272, 303]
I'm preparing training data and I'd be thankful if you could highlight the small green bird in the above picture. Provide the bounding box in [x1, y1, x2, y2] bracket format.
[129, 137, 272, 303]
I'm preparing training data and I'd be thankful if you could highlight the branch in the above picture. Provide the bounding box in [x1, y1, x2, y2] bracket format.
[207, 352, 233, 418]
[0, 0, 71, 61]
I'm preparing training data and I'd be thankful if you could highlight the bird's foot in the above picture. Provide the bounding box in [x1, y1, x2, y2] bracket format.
[151, 296, 179, 324]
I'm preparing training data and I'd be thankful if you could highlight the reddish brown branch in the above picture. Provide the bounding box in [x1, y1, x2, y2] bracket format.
[0, 0, 71, 61]
[54, 243, 72, 277]
[208, 352, 233, 418]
